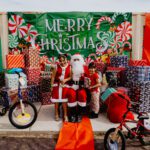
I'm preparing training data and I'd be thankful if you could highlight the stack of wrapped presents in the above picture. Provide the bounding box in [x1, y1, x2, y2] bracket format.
[0, 48, 52, 107]
[106, 55, 150, 112]
[1, 51, 150, 113]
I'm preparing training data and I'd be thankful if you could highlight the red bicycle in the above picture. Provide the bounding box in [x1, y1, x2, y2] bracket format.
[104, 94, 150, 150]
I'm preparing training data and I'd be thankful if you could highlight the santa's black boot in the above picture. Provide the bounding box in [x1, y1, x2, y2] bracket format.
[68, 107, 76, 123]
[76, 106, 84, 123]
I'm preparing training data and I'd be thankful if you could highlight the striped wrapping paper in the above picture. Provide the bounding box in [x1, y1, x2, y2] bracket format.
[24, 49, 40, 67]
[129, 59, 148, 66]
[25, 67, 41, 85]
[41, 92, 52, 105]
[6, 54, 25, 69]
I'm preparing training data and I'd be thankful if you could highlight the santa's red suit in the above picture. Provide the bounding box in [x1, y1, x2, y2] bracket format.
[51, 63, 71, 103]
[67, 54, 89, 122]
[67, 65, 88, 107]
[68, 54, 88, 107]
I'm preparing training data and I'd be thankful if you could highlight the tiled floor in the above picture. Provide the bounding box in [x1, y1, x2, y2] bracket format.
[0, 102, 137, 133]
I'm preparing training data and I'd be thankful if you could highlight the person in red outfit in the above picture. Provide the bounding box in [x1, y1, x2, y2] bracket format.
[51, 54, 71, 122]
[87, 62, 101, 118]
[67, 54, 89, 122]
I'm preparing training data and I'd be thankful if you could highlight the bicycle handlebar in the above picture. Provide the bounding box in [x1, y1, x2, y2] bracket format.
[15, 71, 21, 78]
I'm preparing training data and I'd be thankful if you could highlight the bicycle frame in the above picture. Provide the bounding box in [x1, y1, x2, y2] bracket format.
[17, 75, 25, 115]
[112, 110, 150, 141]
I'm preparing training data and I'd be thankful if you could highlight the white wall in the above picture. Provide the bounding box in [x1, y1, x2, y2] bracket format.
[0, 0, 150, 12]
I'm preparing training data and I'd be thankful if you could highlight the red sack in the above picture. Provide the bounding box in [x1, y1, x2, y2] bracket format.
[105, 92, 134, 123]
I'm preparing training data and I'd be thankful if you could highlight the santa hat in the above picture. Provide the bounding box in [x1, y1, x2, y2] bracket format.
[70, 53, 85, 65]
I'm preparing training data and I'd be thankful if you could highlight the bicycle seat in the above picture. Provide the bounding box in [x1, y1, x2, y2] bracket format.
[7, 68, 23, 74]
[138, 115, 149, 120]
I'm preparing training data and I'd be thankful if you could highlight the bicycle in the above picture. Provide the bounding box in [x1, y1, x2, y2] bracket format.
[0, 68, 38, 129]
[103, 93, 150, 150]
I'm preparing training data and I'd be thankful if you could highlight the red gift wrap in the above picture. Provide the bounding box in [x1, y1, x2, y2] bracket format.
[25, 67, 41, 85]
[6, 54, 25, 69]
[24, 48, 40, 67]
[129, 59, 148, 66]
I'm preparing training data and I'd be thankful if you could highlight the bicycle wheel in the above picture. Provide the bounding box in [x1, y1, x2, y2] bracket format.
[8, 101, 37, 129]
[104, 128, 126, 150]
[138, 126, 150, 145]
[0, 93, 8, 116]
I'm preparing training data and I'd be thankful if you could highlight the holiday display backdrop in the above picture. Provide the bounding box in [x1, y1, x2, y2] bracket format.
[8, 12, 132, 62]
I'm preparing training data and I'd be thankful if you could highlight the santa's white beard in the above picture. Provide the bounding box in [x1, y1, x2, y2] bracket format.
[72, 61, 84, 81]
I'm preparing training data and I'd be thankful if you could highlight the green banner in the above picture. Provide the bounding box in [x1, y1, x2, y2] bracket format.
[8, 12, 132, 60]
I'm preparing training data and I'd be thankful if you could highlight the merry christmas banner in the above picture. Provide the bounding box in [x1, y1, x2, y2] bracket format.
[8, 12, 132, 61]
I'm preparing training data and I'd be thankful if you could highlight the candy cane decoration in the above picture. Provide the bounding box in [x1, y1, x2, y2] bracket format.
[40, 55, 51, 64]
[111, 36, 123, 53]
[49, 56, 59, 65]
[96, 16, 113, 30]
[112, 12, 128, 22]
[85, 57, 94, 66]
[25, 24, 38, 42]
[122, 41, 132, 50]
[8, 34, 18, 48]
[8, 15, 27, 38]
[116, 21, 132, 41]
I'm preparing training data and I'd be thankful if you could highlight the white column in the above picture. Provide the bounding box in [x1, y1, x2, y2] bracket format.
[0, 13, 8, 68]
[132, 14, 144, 60]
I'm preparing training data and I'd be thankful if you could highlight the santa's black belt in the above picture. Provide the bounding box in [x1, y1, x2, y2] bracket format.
[72, 81, 84, 85]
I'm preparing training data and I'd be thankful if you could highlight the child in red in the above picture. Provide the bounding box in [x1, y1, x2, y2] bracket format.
[88, 62, 101, 118]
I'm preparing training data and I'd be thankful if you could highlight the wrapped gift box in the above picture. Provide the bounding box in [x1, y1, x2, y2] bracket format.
[41, 92, 52, 105]
[126, 66, 150, 82]
[40, 78, 51, 92]
[129, 59, 148, 66]
[45, 64, 52, 72]
[26, 85, 41, 102]
[40, 71, 52, 78]
[24, 48, 40, 67]
[5, 73, 27, 90]
[126, 81, 150, 112]
[6, 54, 25, 69]
[25, 67, 41, 85]
[1, 87, 28, 106]
[110, 55, 128, 67]
[95, 61, 106, 74]
[106, 67, 126, 87]
[0, 71, 5, 88]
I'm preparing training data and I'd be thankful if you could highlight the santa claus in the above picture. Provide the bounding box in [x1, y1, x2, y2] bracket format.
[68, 54, 89, 122]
